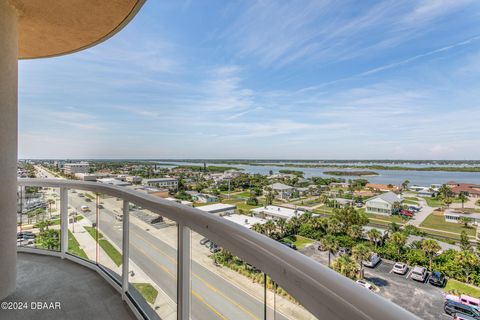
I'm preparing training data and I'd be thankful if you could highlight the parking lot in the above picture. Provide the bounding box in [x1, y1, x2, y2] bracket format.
[302, 245, 449, 320]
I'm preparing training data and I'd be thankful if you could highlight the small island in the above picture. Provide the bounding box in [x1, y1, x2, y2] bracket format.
[323, 170, 379, 176]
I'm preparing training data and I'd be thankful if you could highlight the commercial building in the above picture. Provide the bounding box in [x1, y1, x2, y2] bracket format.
[142, 177, 178, 190]
[196, 203, 236, 216]
[63, 162, 89, 174]
[365, 192, 404, 215]
[223, 214, 267, 229]
[251, 205, 300, 220]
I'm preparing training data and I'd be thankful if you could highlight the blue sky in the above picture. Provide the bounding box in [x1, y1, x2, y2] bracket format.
[19, 0, 480, 159]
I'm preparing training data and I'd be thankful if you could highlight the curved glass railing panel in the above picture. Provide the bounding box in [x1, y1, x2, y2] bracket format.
[17, 186, 61, 252]
[16, 179, 418, 320]
[127, 207, 177, 320]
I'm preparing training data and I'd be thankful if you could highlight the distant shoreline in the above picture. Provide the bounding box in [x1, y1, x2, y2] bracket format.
[323, 170, 379, 176]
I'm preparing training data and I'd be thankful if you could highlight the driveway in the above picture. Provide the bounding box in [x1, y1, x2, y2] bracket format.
[407, 197, 434, 226]
[302, 245, 448, 320]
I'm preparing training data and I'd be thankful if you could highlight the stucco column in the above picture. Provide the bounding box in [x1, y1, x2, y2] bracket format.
[0, 0, 18, 300]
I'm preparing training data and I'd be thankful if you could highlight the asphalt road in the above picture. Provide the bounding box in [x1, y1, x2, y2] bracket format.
[68, 194, 289, 320]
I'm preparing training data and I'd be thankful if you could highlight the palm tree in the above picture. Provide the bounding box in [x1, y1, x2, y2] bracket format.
[320, 235, 338, 267]
[263, 220, 276, 237]
[332, 255, 359, 280]
[458, 191, 468, 212]
[443, 197, 453, 209]
[390, 232, 407, 256]
[459, 217, 472, 229]
[251, 223, 265, 235]
[265, 191, 274, 206]
[47, 199, 55, 219]
[401, 180, 410, 191]
[455, 250, 479, 284]
[367, 228, 382, 248]
[421, 239, 441, 271]
[276, 218, 287, 237]
[348, 225, 363, 241]
[352, 244, 371, 279]
[392, 201, 402, 213]
[460, 231, 472, 251]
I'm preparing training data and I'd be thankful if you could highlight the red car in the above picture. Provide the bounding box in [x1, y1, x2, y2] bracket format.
[400, 210, 413, 217]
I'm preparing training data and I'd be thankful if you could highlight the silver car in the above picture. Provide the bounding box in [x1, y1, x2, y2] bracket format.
[411, 266, 427, 282]
[392, 262, 408, 275]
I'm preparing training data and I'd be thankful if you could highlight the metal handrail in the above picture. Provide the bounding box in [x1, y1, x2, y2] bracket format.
[18, 178, 418, 320]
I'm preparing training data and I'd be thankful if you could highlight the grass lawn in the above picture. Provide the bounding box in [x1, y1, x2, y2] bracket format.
[282, 235, 315, 250]
[422, 197, 461, 207]
[132, 283, 158, 304]
[84, 226, 123, 266]
[420, 214, 476, 237]
[404, 200, 419, 205]
[68, 230, 88, 260]
[312, 207, 333, 215]
[221, 199, 261, 212]
[405, 197, 420, 201]
[445, 279, 480, 298]
[366, 213, 407, 224]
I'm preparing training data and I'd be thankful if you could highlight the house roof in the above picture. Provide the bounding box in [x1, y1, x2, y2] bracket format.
[366, 191, 403, 204]
[268, 183, 294, 191]
[451, 184, 480, 195]
[197, 203, 236, 213]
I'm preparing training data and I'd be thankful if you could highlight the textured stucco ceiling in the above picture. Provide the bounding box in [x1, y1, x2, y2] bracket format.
[11, 0, 145, 59]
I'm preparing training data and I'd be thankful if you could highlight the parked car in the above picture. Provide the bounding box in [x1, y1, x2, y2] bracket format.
[410, 266, 427, 282]
[453, 312, 480, 320]
[445, 300, 480, 318]
[200, 238, 210, 245]
[400, 209, 413, 217]
[209, 243, 220, 253]
[338, 247, 351, 256]
[408, 206, 420, 212]
[428, 271, 445, 287]
[78, 193, 84, 197]
[460, 295, 480, 309]
[392, 262, 408, 275]
[355, 280, 373, 290]
[85, 198, 92, 202]
[363, 253, 381, 268]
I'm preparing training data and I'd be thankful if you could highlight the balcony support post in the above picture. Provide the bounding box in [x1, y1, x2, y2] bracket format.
[121, 200, 130, 299]
[60, 187, 68, 257]
[177, 223, 191, 320]
[0, 0, 18, 301]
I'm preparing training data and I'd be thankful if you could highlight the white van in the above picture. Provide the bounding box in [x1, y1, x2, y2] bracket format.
[363, 253, 381, 268]
[81, 205, 90, 212]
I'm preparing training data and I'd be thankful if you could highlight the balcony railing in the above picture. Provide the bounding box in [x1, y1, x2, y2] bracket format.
[16, 178, 417, 320]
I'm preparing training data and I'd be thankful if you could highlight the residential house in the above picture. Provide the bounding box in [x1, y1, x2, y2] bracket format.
[266, 183, 295, 200]
[444, 210, 480, 226]
[365, 192, 404, 215]
[365, 183, 400, 192]
[447, 182, 480, 198]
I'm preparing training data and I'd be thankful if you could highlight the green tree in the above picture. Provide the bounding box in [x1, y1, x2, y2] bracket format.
[265, 192, 274, 206]
[460, 231, 472, 251]
[332, 255, 359, 280]
[458, 191, 468, 212]
[421, 239, 441, 271]
[352, 244, 371, 279]
[320, 235, 338, 267]
[459, 217, 472, 229]
[455, 250, 480, 284]
[389, 232, 407, 256]
[47, 199, 55, 219]
[367, 228, 382, 248]
[276, 218, 287, 237]
[401, 180, 410, 191]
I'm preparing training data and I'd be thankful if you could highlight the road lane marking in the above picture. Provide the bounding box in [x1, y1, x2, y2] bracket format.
[131, 242, 227, 320]
[132, 232, 261, 320]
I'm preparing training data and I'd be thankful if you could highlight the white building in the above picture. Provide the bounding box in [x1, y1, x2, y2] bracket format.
[64, 162, 89, 174]
[142, 177, 178, 189]
[97, 178, 131, 187]
[223, 214, 267, 229]
[126, 176, 142, 184]
[251, 205, 299, 220]
[266, 183, 295, 200]
[444, 210, 480, 226]
[365, 192, 404, 215]
[196, 203, 236, 216]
